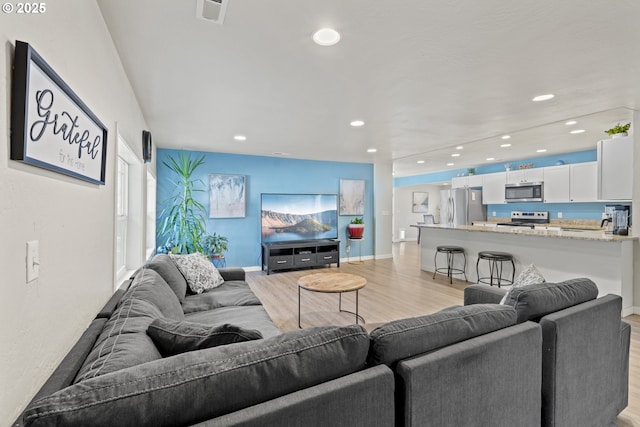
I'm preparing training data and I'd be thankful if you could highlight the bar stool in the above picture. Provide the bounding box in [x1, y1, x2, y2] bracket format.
[476, 251, 515, 287]
[433, 246, 467, 284]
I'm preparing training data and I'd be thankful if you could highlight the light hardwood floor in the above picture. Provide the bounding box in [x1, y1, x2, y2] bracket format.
[247, 241, 640, 426]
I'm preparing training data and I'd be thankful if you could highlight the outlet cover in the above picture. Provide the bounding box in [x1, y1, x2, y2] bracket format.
[557, 212, 563, 219]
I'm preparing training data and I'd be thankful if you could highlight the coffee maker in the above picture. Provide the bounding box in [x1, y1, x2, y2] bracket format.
[603, 205, 631, 235]
[612, 205, 631, 235]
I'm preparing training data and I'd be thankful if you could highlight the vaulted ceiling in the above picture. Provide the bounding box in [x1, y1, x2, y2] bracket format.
[98, 0, 640, 177]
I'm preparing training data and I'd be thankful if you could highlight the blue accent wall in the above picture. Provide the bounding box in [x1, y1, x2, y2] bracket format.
[157, 149, 374, 268]
[394, 149, 618, 220]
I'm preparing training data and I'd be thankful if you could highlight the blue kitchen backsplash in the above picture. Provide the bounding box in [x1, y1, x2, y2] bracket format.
[487, 202, 617, 220]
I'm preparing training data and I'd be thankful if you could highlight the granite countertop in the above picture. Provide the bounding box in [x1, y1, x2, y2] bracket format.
[416, 223, 637, 242]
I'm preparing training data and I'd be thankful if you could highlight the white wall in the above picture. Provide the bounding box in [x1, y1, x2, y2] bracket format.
[0, 2, 149, 423]
[393, 183, 444, 241]
[374, 161, 394, 258]
[633, 110, 640, 312]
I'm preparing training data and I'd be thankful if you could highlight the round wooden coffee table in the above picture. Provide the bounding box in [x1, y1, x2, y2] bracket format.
[297, 272, 367, 328]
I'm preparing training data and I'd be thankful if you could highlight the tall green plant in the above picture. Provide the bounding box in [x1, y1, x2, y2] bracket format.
[157, 153, 207, 254]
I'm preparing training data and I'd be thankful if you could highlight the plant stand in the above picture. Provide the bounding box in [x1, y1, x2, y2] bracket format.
[347, 237, 364, 264]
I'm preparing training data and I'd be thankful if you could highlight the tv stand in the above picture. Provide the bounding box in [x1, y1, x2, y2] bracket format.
[261, 240, 340, 274]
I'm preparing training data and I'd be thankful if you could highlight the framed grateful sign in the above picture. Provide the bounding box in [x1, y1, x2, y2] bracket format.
[11, 41, 108, 185]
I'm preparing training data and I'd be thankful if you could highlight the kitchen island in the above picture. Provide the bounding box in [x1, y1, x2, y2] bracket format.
[417, 224, 637, 315]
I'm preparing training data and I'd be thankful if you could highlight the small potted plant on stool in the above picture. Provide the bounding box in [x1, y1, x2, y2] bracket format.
[200, 232, 229, 267]
[347, 217, 365, 239]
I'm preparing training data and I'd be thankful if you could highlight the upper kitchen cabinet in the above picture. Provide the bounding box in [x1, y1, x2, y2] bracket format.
[452, 174, 483, 188]
[506, 168, 544, 184]
[543, 165, 570, 203]
[482, 172, 506, 204]
[597, 136, 633, 200]
[570, 162, 598, 202]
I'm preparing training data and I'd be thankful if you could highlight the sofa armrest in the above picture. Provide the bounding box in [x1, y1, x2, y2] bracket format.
[218, 267, 245, 282]
[464, 284, 507, 305]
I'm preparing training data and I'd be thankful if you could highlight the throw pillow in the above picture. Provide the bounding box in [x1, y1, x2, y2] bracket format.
[500, 264, 546, 304]
[147, 317, 263, 356]
[169, 253, 225, 294]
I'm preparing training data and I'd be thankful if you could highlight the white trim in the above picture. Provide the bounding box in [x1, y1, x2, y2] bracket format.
[374, 253, 394, 260]
[244, 266, 262, 272]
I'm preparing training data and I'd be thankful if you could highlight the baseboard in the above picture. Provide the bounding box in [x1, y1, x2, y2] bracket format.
[375, 253, 393, 260]
[243, 266, 262, 272]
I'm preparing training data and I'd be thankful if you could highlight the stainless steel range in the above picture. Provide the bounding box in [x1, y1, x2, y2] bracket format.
[496, 211, 549, 229]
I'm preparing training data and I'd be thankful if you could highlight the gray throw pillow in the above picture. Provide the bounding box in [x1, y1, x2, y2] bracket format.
[169, 253, 225, 294]
[500, 264, 546, 304]
[144, 254, 188, 302]
[147, 318, 262, 356]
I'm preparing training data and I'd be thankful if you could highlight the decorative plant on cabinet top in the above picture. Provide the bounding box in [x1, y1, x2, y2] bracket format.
[605, 122, 630, 137]
[157, 153, 207, 254]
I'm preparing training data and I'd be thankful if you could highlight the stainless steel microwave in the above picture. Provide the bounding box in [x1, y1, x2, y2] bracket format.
[505, 182, 543, 202]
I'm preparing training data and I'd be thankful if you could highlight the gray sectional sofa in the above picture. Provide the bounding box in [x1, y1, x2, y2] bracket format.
[15, 255, 629, 427]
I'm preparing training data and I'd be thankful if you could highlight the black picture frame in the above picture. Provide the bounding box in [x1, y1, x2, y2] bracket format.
[10, 41, 108, 185]
[142, 130, 152, 163]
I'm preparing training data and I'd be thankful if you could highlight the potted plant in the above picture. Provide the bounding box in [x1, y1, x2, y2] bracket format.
[200, 232, 229, 261]
[605, 122, 631, 138]
[157, 153, 207, 254]
[467, 167, 476, 176]
[347, 217, 365, 239]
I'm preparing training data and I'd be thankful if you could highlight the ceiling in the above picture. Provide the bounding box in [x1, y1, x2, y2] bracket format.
[97, 0, 640, 178]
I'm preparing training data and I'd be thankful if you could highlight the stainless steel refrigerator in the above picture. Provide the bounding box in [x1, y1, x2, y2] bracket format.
[440, 188, 486, 225]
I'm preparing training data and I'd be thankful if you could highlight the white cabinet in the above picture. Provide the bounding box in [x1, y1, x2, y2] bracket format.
[482, 172, 506, 204]
[543, 165, 570, 203]
[452, 175, 483, 188]
[570, 162, 598, 202]
[597, 136, 633, 200]
[506, 168, 544, 184]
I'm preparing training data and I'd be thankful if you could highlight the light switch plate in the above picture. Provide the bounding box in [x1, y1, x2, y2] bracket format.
[27, 240, 39, 282]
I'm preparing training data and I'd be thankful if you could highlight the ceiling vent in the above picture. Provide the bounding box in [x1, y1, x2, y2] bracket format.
[196, 0, 228, 24]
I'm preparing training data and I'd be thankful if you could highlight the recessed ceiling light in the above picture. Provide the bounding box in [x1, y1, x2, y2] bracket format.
[417, 160, 425, 164]
[233, 135, 247, 141]
[447, 163, 454, 166]
[313, 28, 341, 46]
[570, 129, 585, 134]
[456, 146, 464, 150]
[536, 149, 547, 153]
[532, 94, 555, 102]
[451, 153, 461, 157]
[501, 135, 511, 140]
[565, 120, 577, 125]
[272, 152, 291, 156]
[500, 143, 512, 148]
[350, 120, 365, 127]
[486, 157, 495, 161]
[367, 148, 377, 153]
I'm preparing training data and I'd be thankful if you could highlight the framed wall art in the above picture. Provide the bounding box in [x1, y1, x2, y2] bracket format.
[412, 192, 429, 213]
[339, 179, 365, 215]
[10, 41, 108, 185]
[209, 174, 246, 218]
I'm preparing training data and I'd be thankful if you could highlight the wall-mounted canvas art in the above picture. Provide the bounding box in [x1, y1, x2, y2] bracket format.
[339, 179, 365, 215]
[209, 174, 246, 218]
[412, 192, 429, 213]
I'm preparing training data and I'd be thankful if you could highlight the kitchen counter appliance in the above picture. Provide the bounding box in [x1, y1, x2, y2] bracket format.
[496, 211, 549, 229]
[505, 182, 543, 203]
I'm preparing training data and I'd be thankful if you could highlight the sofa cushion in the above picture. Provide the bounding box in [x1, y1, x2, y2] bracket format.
[368, 304, 517, 366]
[74, 299, 163, 383]
[502, 278, 599, 323]
[186, 305, 282, 339]
[147, 318, 263, 356]
[126, 269, 185, 320]
[499, 264, 546, 304]
[170, 253, 225, 294]
[182, 280, 262, 313]
[144, 254, 188, 302]
[23, 325, 370, 427]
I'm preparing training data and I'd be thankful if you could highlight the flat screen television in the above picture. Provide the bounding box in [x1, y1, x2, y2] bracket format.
[261, 193, 338, 243]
